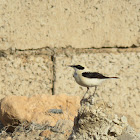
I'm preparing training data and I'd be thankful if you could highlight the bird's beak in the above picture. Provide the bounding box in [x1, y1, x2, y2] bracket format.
[68, 65, 74, 68]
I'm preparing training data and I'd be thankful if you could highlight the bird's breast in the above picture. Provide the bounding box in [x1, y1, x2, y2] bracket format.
[73, 72, 87, 87]
[73, 72, 81, 83]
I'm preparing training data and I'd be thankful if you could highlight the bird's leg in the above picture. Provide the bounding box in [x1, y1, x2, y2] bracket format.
[87, 87, 89, 91]
[80, 87, 89, 105]
[86, 86, 98, 105]
[93, 86, 98, 96]
[83, 87, 89, 98]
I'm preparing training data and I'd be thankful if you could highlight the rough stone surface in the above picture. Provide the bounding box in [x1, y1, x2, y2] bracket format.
[54, 49, 140, 132]
[40, 129, 52, 138]
[0, 93, 140, 140]
[40, 120, 73, 140]
[0, 49, 53, 98]
[0, 119, 73, 140]
[0, 94, 80, 130]
[0, 0, 140, 50]
[69, 97, 140, 140]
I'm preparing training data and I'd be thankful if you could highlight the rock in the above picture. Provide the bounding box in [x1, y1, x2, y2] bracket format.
[109, 124, 123, 136]
[113, 114, 120, 125]
[120, 116, 128, 124]
[0, 94, 80, 131]
[40, 120, 73, 140]
[69, 97, 140, 140]
[117, 133, 135, 140]
[40, 129, 52, 138]
[51, 120, 73, 134]
[39, 138, 44, 140]
[5, 137, 12, 140]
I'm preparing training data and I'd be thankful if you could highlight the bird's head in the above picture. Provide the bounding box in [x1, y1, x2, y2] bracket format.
[69, 65, 85, 70]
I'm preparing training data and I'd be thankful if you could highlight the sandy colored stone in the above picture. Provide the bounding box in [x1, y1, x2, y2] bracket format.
[5, 137, 12, 140]
[109, 124, 123, 136]
[40, 120, 73, 139]
[39, 138, 44, 140]
[117, 133, 135, 140]
[0, 0, 139, 50]
[52, 120, 73, 133]
[120, 116, 127, 124]
[40, 130, 52, 138]
[69, 97, 140, 140]
[0, 53, 53, 99]
[0, 94, 80, 130]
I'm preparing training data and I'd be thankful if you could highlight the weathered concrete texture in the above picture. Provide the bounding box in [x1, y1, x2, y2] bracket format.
[69, 98, 140, 140]
[0, 50, 53, 99]
[0, 0, 140, 50]
[54, 48, 140, 132]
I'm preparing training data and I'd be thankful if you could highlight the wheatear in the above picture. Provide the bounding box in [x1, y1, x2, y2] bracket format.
[69, 65, 118, 98]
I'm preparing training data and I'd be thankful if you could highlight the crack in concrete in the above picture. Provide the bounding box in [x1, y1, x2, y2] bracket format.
[0, 45, 139, 57]
[1, 44, 139, 52]
[51, 54, 56, 95]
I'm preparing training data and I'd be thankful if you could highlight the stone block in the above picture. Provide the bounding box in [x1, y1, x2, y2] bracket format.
[0, 51, 53, 98]
[0, 0, 139, 49]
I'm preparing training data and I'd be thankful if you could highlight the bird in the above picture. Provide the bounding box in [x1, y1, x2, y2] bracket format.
[69, 64, 119, 98]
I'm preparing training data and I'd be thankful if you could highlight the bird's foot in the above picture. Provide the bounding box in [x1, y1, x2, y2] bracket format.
[80, 97, 89, 105]
[93, 92, 99, 97]
[80, 92, 99, 105]
[80, 95, 95, 105]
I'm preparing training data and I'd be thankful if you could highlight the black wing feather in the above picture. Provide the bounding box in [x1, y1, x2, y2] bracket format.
[82, 72, 109, 79]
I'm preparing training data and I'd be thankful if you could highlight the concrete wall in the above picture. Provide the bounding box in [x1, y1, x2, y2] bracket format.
[0, 0, 140, 132]
[0, 0, 140, 50]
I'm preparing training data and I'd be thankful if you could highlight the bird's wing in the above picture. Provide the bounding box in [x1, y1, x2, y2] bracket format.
[82, 72, 109, 79]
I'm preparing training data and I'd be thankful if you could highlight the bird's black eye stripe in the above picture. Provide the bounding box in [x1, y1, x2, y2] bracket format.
[69, 65, 85, 70]
[75, 65, 85, 70]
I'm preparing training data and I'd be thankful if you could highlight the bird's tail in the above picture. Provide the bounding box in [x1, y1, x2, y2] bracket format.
[109, 77, 119, 79]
